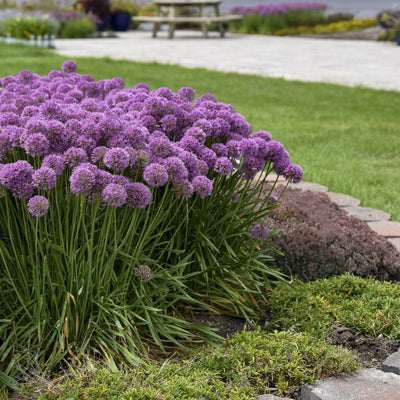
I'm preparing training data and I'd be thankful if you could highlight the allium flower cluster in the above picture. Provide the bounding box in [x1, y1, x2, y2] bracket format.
[251, 224, 270, 241]
[0, 61, 302, 217]
[134, 264, 152, 281]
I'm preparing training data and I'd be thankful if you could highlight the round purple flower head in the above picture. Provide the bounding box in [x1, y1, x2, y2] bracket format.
[162, 157, 188, 183]
[32, 167, 56, 191]
[126, 182, 152, 208]
[64, 147, 88, 168]
[143, 163, 169, 187]
[70, 166, 96, 196]
[251, 225, 269, 241]
[0, 160, 34, 199]
[192, 176, 213, 199]
[214, 157, 233, 176]
[178, 87, 196, 103]
[135, 264, 152, 281]
[42, 154, 65, 176]
[284, 164, 304, 184]
[102, 183, 127, 207]
[27, 195, 50, 217]
[23, 133, 50, 157]
[253, 130, 272, 142]
[62, 60, 77, 74]
[103, 148, 130, 171]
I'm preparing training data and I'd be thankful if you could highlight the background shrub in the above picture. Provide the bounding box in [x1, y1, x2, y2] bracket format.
[262, 187, 400, 281]
[60, 16, 97, 37]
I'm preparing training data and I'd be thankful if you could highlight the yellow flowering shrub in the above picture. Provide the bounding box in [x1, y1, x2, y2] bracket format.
[275, 18, 378, 36]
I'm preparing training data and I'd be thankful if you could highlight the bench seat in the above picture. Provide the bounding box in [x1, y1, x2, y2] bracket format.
[132, 14, 242, 38]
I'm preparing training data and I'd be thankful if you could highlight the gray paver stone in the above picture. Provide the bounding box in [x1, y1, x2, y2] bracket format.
[326, 192, 360, 207]
[292, 182, 328, 193]
[343, 206, 391, 222]
[255, 395, 294, 400]
[367, 221, 400, 237]
[382, 348, 400, 375]
[301, 368, 400, 400]
[388, 238, 400, 253]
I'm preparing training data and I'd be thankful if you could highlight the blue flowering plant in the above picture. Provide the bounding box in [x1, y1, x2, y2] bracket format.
[0, 61, 302, 385]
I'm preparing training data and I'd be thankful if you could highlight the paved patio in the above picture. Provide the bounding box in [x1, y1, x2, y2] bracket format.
[54, 28, 400, 92]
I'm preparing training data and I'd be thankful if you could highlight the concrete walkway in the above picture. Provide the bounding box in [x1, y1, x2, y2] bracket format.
[54, 28, 400, 92]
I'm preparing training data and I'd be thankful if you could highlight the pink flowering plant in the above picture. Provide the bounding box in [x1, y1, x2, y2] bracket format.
[0, 61, 302, 385]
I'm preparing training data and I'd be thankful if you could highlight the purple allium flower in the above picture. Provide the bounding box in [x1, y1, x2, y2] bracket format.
[250, 225, 269, 241]
[143, 163, 169, 187]
[241, 156, 265, 179]
[102, 183, 127, 207]
[126, 182, 152, 208]
[192, 176, 213, 199]
[201, 147, 217, 168]
[95, 170, 113, 192]
[211, 143, 228, 158]
[160, 114, 177, 134]
[284, 164, 304, 183]
[27, 195, 50, 217]
[103, 148, 130, 171]
[121, 124, 149, 148]
[64, 147, 88, 168]
[179, 136, 201, 154]
[231, 114, 251, 137]
[70, 166, 96, 196]
[267, 195, 277, 204]
[266, 140, 286, 162]
[32, 167, 57, 190]
[193, 118, 213, 137]
[172, 179, 194, 199]
[162, 156, 188, 183]
[253, 130, 272, 142]
[149, 136, 172, 158]
[253, 137, 269, 158]
[134, 83, 149, 92]
[17, 70, 34, 84]
[178, 87, 196, 103]
[214, 157, 233, 176]
[177, 150, 200, 180]
[226, 140, 241, 158]
[42, 154, 65, 176]
[273, 155, 291, 175]
[239, 138, 259, 157]
[23, 133, 50, 157]
[0, 112, 20, 127]
[134, 264, 152, 281]
[0, 160, 34, 195]
[198, 159, 209, 175]
[185, 127, 206, 144]
[91, 146, 108, 167]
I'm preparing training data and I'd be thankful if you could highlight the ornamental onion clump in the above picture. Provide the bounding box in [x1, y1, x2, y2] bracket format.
[0, 61, 302, 386]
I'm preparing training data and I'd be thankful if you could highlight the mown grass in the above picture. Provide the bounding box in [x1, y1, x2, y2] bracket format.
[1, 43, 399, 219]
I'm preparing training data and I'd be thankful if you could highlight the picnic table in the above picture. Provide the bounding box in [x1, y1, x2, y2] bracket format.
[132, 0, 242, 38]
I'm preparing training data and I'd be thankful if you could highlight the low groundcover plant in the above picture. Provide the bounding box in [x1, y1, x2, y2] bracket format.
[0, 61, 302, 387]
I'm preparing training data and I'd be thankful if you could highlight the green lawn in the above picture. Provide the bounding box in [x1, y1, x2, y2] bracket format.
[2, 43, 399, 219]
